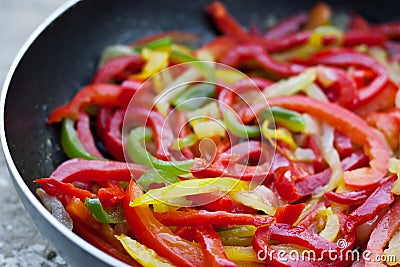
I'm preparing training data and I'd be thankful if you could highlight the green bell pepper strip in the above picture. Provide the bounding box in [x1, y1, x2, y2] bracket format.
[171, 83, 215, 111]
[61, 118, 100, 160]
[171, 134, 197, 150]
[223, 109, 261, 138]
[270, 106, 306, 132]
[134, 37, 173, 52]
[126, 127, 194, 176]
[136, 169, 180, 192]
[84, 198, 124, 224]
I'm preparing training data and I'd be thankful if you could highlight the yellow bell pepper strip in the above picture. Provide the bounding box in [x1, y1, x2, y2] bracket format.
[194, 225, 237, 267]
[116, 234, 176, 267]
[130, 177, 249, 206]
[131, 48, 169, 80]
[84, 198, 124, 224]
[123, 179, 207, 267]
[136, 169, 179, 192]
[246, 95, 389, 189]
[61, 118, 101, 160]
[126, 127, 194, 175]
[223, 246, 262, 264]
[153, 209, 274, 227]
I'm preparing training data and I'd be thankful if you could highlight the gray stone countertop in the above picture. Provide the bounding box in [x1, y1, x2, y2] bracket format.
[0, 1, 69, 266]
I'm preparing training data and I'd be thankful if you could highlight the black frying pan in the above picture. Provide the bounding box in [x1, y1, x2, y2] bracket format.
[1, 0, 399, 266]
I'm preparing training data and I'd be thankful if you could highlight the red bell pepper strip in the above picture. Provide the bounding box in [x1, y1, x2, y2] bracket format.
[317, 66, 357, 109]
[76, 112, 103, 159]
[153, 209, 274, 227]
[242, 96, 389, 189]
[303, 134, 326, 172]
[195, 36, 237, 61]
[370, 22, 400, 39]
[366, 199, 400, 267]
[188, 193, 257, 214]
[35, 178, 96, 201]
[48, 84, 123, 123]
[195, 225, 237, 267]
[218, 77, 272, 114]
[354, 80, 397, 116]
[297, 49, 388, 109]
[146, 110, 174, 161]
[324, 188, 374, 206]
[333, 131, 353, 159]
[97, 181, 125, 209]
[174, 226, 195, 242]
[220, 44, 306, 77]
[252, 223, 351, 267]
[264, 13, 307, 38]
[365, 108, 400, 150]
[264, 31, 311, 52]
[205, 1, 251, 42]
[274, 203, 305, 225]
[273, 166, 301, 203]
[343, 31, 386, 47]
[50, 158, 148, 183]
[117, 80, 143, 109]
[95, 106, 113, 142]
[123, 179, 207, 267]
[91, 55, 144, 84]
[348, 14, 370, 32]
[344, 175, 396, 233]
[104, 109, 125, 161]
[175, 111, 195, 159]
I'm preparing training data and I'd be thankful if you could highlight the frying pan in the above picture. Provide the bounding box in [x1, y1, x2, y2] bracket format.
[1, 0, 398, 266]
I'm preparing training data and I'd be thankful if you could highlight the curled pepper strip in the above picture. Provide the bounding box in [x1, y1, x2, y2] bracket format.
[123, 179, 207, 267]
[76, 112, 103, 159]
[243, 96, 389, 189]
[34, 178, 96, 201]
[48, 84, 123, 123]
[297, 49, 388, 109]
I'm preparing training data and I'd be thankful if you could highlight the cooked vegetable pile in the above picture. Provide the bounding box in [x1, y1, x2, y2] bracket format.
[36, 2, 400, 266]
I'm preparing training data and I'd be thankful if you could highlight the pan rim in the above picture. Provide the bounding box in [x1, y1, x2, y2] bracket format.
[0, 1, 131, 266]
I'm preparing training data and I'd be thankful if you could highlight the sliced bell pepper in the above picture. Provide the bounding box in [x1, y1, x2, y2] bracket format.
[345, 175, 396, 233]
[194, 224, 237, 267]
[48, 84, 124, 123]
[324, 188, 374, 206]
[136, 168, 179, 192]
[333, 131, 353, 158]
[153, 209, 273, 227]
[205, 1, 251, 42]
[61, 118, 101, 160]
[35, 178, 96, 201]
[97, 181, 126, 208]
[126, 127, 193, 175]
[171, 83, 215, 111]
[76, 112, 103, 159]
[243, 95, 389, 189]
[270, 106, 306, 132]
[123, 179, 207, 267]
[366, 200, 400, 267]
[274, 203, 305, 225]
[264, 13, 307, 38]
[133, 36, 173, 52]
[103, 109, 124, 161]
[131, 177, 249, 206]
[92, 55, 144, 84]
[223, 109, 261, 138]
[84, 198, 124, 224]
[220, 44, 306, 77]
[50, 158, 148, 183]
[297, 49, 388, 109]
[116, 234, 175, 267]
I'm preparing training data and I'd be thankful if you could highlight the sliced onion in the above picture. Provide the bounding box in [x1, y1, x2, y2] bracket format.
[229, 185, 278, 215]
[36, 188, 73, 230]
